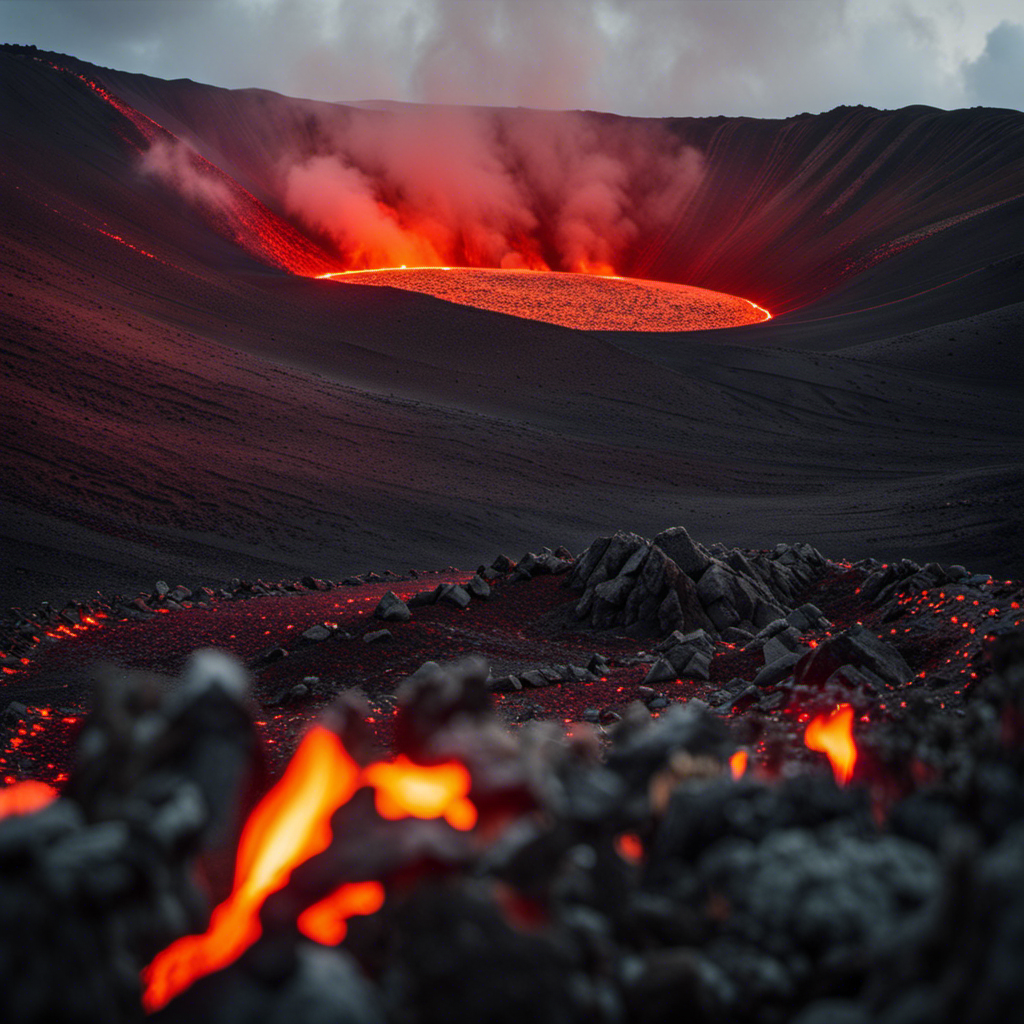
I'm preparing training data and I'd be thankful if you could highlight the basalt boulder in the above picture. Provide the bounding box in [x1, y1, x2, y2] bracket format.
[792, 625, 913, 690]
[374, 592, 412, 623]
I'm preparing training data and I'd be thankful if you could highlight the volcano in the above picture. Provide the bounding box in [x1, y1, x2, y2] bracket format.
[2, 42, 1024, 1024]
[1, 43, 1023, 606]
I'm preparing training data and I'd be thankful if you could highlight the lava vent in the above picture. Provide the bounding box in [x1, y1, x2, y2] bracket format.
[319, 267, 770, 331]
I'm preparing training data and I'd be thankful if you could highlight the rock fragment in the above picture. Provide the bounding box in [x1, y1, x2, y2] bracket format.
[375, 591, 412, 623]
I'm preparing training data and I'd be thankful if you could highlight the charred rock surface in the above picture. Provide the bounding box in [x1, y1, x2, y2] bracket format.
[0, 629, 1022, 1023]
[2, 524, 1024, 1023]
[0, 651, 259, 1022]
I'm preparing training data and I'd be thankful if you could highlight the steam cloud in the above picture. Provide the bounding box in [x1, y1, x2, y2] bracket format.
[141, 139, 233, 211]
[280, 106, 704, 274]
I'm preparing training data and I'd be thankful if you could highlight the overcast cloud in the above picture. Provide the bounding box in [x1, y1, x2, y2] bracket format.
[2, 0, 1021, 117]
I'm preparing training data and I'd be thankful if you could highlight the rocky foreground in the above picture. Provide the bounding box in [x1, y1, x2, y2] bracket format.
[0, 527, 1023, 1023]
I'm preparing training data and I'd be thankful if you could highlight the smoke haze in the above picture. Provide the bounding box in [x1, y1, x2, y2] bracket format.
[3, 1, 1021, 118]
[141, 139, 234, 211]
[280, 107, 704, 273]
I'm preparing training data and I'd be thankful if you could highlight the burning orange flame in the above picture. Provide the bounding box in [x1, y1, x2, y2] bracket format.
[0, 780, 58, 819]
[142, 727, 360, 1010]
[729, 749, 749, 779]
[142, 726, 477, 1011]
[805, 704, 857, 785]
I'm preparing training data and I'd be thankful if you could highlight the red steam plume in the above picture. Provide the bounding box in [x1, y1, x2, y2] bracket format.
[282, 106, 704, 276]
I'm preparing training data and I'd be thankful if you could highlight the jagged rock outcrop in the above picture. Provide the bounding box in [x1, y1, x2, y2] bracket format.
[566, 528, 828, 638]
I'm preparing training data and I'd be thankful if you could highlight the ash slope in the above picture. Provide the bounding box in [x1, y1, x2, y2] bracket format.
[1, 48, 1023, 609]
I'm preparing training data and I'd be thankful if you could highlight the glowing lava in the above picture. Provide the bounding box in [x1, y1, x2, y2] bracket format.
[615, 832, 645, 864]
[805, 704, 858, 785]
[296, 880, 386, 946]
[729, 749, 749, 780]
[142, 725, 476, 1012]
[0, 780, 58, 819]
[318, 267, 771, 332]
[364, 755, 476, 830]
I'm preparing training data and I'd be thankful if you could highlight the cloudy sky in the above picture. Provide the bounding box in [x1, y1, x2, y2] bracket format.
[3, 0, 1022, 117]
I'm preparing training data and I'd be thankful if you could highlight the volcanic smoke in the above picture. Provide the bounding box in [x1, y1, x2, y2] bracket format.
[280, 105, 705, 276]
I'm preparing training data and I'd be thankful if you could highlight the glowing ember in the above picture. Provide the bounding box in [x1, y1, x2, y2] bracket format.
[615, 832, 644, 864]
[0, 780, 58, 819]
[297, 880, 386, 946]
[729, 749, 749, 779]
[364, 755, 477, 831]
[318, 267, 770, 332]
[805, 704, 858, 785]
[142, 726, 477, 1011]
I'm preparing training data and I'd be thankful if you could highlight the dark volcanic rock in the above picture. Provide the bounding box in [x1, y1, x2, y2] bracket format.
[793, 625, 913, 689]
[301, 624, 333, 643]
[652, 525, 712, 580]
[566, 526, 830, 639]
[607, 701, 732, 791]
[643, 658, 677, 685]
[753, 652, 804, 688]
[162, 942, 384, 1024]
[375, 591, 412, 623]
[569, 532, 717, 637]
[437, 584, 471, 609]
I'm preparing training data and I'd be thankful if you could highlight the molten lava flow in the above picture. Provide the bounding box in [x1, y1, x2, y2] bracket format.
[318, 266, 770, 332]
[142, 727, 478, 1012]
[142, 727, 360, 1011]
[805, 704, 858, 785]
[0, 780, 57, 819]
[729, 749, 749, 780]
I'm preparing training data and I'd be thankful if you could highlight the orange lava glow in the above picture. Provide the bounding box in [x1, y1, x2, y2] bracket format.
[142, 726, 477, 1012]
[364, 755, 477, 830]
[318, 266, 770, 332]
[729, 749, 749, 779]
[296, 880, 386, 946]
[0, 780, 58, 819]
[804, 704, 858, 785]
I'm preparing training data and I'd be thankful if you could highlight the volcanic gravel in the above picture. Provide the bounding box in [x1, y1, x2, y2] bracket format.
[3, 550, 1021, 790]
